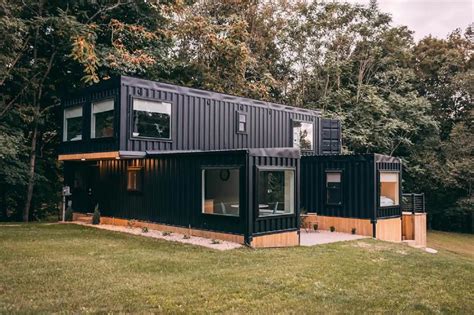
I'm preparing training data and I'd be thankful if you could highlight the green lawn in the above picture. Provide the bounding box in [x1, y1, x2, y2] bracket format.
[1, 224, 473, 313]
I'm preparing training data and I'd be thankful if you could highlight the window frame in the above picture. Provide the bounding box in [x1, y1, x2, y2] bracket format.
[378, 171, 400, 208]
[291, 119, 315, 152]
[130, 96, 173, 141]
[255, 166, 297, 219]
[63, 105, 84, 142]
[90, 98, 115, 139]
[236, 111, 248, 134]
[127, 166, 143, 193]
[325, 170, 343, 206]
[201, 166, 242, 218]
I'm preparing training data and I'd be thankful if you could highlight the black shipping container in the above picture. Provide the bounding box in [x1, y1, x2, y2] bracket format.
[60, 76, 341, 156]
[64, 148, 300, 244]
[301, 154, 402, 221]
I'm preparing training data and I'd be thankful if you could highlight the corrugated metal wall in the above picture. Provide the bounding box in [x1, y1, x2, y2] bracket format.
[320, 119, 342, 155]
[120, 76, 321, 154]
[60, 81, 120, 154]
[60, 76, 345, 156]
[301, 155, 376, 219]
[248, 155, 300, 236]
[64, 150, 301, 239]
[375, 155, 402, 218]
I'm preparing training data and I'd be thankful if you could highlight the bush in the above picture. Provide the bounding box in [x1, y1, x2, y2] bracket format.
[351, 228, 356, 235]
[313, 223, 318, 231]
[211, 239, 221, 244]
[141, 226, 148, 233]
[183, 234, 190, 239]
[330, 226, 336, 232]
[92, 204, 100, 225]
[162, 231, 172, 236]
[64, 205, 73, 222]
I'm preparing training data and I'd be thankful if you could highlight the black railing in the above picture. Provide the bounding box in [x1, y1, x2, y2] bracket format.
[402, 193, 425, 214]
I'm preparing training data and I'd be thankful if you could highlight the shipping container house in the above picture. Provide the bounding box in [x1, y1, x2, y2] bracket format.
[59, 76, 419, 246]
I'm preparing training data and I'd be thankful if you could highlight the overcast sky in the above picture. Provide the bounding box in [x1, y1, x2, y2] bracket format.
[345, 0, 473, 41]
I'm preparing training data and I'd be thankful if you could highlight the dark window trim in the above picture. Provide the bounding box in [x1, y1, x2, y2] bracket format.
[63, 104, 84, 142]
[255, 166, 297, 219]
[291, 119, 315, 152]
[325, 169, 343, 206]
[90, 97, 116, 140]
[377, 170, 401, 209]
[201, 166, 242, 218]
[235, 110, 248, 134]
[129, 95, 173, 141]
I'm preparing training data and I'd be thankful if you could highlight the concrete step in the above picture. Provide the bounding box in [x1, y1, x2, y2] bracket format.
[74, 213, 92, 224]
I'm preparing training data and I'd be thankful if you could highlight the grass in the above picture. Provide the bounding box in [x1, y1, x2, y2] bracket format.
[428, 230, 474, 259]
[0, 224, 473, 313]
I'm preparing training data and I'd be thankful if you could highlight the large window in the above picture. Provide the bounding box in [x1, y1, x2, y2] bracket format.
[379, 172, 400, 207]
[202, 168, 240, 216]
[326, 171, 342, 205]
[293, 121, 313, 151]
[63, 106, 83, 141]
[132, 99, 171, 139]
[91, 99, 114, 138]
[257, 169, 295, 217]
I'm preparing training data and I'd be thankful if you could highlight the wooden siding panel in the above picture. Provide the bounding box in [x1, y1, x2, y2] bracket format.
[251, 231, 299, 248]
[376, 217, 402, 242]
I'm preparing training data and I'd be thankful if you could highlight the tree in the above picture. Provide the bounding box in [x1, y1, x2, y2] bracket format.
[0, 0, 180, 221]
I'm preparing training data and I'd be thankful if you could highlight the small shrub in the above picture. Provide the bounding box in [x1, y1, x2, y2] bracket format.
[313, 223, 318, 231]
[162, 231, 172, 236]
[351, 228, 357, 235]
[211, 239, 221, 244]
[141, 226, 149, 233]
[330, 226, 336, 232]
[183, 235, 191, 239]
[92, 204, 100, 225]
[64, 205, 73, 222]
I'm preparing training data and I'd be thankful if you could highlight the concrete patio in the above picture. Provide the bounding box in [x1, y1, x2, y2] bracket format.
[300, 230, 369, 246]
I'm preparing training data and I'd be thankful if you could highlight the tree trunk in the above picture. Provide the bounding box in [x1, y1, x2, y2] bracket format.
[23, 120, 39, 222]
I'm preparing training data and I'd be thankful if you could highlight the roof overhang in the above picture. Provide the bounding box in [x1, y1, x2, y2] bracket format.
[58, 151, 146, 161]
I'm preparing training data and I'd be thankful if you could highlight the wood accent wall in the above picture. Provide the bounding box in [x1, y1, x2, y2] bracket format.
[251, 231, 299, 248]
[376, 217, 402, 242]
[301, 214, 373, 236]
[402, 213, 427, 247]
[58, 151, 119, 161]
[97, 215, 245, 244]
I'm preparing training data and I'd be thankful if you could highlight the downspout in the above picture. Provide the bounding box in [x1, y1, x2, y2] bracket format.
[244, 152, 253, 246]
[372, 156, 377, 238]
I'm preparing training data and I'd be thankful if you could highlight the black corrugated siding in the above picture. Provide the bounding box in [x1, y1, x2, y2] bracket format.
[301, 154, 375, 219]
[64, 150, 301, 239]
[376, 159, 402, 218]
[60, 86, 120, 154]
[249, 155, 300, 235]
[120, 76, 320, 154]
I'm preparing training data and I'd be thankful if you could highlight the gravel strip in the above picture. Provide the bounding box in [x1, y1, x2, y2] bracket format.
[69, 222, 243, 251]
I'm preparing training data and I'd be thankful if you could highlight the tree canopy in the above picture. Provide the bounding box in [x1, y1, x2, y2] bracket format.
[0, 0, 472, 232]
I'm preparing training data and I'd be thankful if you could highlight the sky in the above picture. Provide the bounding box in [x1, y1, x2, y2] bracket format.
[345, 0, 473, 41]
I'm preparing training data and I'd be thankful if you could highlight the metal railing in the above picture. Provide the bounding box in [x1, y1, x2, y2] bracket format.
[402, 193, 425, 214]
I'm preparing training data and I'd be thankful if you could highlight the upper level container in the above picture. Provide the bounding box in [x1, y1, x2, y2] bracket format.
[59, 76, 341, 156]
